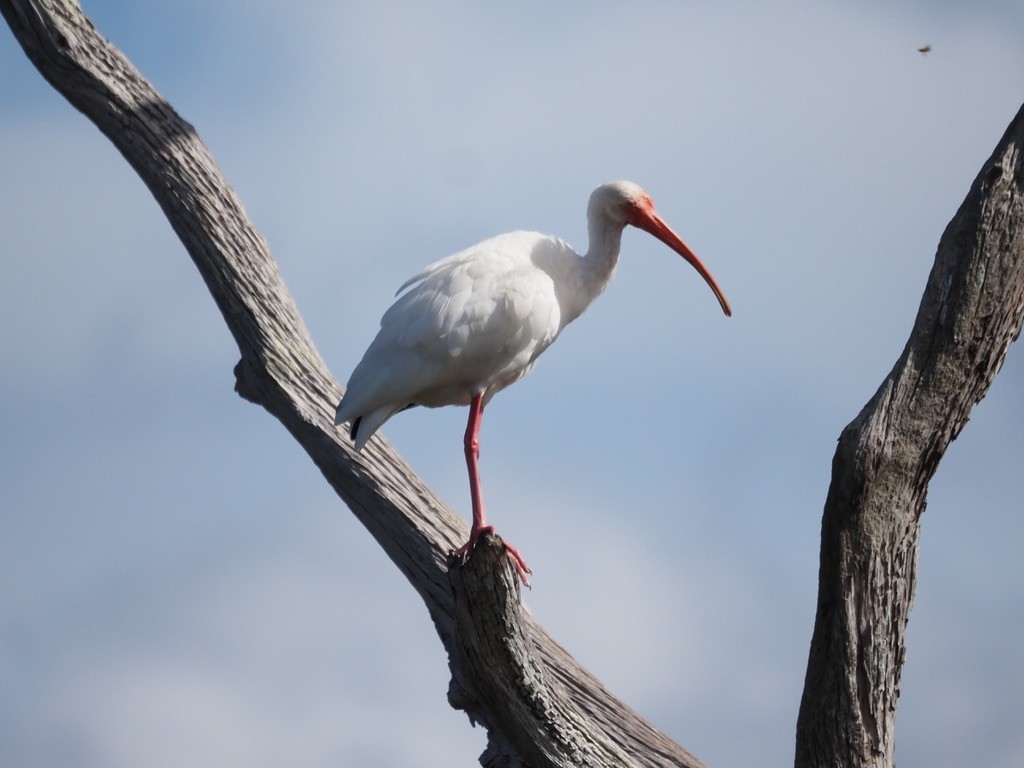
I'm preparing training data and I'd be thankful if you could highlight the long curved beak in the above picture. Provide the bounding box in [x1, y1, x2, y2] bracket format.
[633, 209, 732, 317]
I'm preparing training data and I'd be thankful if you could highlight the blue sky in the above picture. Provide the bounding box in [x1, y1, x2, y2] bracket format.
[2, 2, 1023, 766]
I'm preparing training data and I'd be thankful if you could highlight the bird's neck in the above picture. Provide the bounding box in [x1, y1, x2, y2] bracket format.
[575, 216, 625, 308]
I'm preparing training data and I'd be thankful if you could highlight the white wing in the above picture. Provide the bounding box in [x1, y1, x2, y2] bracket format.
[336, 231, 574, 448]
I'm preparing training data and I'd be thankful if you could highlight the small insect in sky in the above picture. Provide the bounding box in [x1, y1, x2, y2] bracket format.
[918, 44, 932, 54]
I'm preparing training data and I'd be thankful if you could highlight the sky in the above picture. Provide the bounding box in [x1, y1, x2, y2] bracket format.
[1, 1, 1023, 766]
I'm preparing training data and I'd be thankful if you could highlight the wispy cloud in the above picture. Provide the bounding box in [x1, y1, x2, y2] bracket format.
[2, 2, 1022, 767]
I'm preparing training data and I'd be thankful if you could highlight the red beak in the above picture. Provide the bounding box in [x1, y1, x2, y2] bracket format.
[632, 207, 732, 317]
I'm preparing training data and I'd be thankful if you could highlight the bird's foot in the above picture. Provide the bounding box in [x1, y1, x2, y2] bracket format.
[455, 525, 533, 588]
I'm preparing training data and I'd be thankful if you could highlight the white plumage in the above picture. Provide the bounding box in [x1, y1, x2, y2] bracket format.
[337, 231, 568, 448]
[335, 181, 731, 583]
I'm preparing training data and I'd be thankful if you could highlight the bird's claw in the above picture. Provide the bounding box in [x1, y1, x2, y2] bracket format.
[501, 541, 532, 589]
[455, 527, 532, 588]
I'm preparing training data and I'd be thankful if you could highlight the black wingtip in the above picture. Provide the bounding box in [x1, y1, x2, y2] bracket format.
[349, 416, 362, 443]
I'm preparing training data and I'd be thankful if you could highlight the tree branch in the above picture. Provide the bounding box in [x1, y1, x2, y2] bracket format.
[9, 3, 1022, 766]
[795, 104, 1024, 768]
[1, 2, 704, 766]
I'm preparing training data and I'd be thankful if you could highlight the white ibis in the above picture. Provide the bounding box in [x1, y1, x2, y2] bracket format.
[335, 181, 731, 584]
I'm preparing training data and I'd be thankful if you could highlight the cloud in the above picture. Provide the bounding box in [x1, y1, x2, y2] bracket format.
[2, 2, 1022, 767]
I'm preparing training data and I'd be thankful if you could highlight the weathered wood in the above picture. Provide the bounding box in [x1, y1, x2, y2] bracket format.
[7, 3, 1023, 766]
[449, 537, 645, 768]
[0, 2, 705, 766]
[796, 104, 1024, 768]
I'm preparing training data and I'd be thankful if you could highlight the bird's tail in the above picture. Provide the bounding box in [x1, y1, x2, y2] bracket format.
[333, 401, 363, 446]
[335, 400, 398, 452]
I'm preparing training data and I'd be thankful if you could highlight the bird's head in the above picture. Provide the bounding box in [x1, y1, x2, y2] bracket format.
[590, 181, 732, 317]
[588, 180, 651, 224]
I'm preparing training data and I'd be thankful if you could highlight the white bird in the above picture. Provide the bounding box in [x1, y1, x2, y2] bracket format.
[335, 181, 731, 584]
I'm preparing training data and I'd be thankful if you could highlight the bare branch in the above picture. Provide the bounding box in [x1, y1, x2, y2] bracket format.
[796, 104, 1024, 768]
[0, 1, 705, 765]
[449, 540, 644, 768]
[9, 3, 1022, 766]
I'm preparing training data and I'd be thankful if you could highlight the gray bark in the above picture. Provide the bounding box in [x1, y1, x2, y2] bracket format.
[3, 2, 1022, 767]
[0, 1, 702, 766]
[795, 105, 1024, 768]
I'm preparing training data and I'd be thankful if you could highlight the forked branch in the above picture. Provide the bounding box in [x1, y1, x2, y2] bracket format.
[6, 2, 1022, 767]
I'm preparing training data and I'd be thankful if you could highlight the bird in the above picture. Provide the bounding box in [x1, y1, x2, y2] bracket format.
[335, 181, 732, 584]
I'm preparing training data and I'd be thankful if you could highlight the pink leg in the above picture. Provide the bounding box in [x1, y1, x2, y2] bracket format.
[454, 392, 532, 585]
[463, 392, 489, 536]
